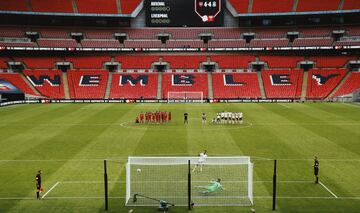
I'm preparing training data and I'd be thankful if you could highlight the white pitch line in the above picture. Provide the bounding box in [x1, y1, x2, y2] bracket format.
[0, 196, 359, 201]
[41, 182, 60, 199]
[319, 181, 338, 198]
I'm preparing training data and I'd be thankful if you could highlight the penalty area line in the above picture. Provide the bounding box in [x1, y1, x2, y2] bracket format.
[41, 182, 60, 199]
[319, 181, 338, 198]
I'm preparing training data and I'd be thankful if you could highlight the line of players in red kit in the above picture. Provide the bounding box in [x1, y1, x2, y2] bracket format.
[135, 111, 171, 124]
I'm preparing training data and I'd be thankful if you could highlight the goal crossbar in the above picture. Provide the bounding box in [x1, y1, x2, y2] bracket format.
[167, 91, 204, 103]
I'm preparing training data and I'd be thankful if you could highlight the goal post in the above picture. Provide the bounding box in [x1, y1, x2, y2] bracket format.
[167, 91, 204, 103]
[125, 156, 253, 207]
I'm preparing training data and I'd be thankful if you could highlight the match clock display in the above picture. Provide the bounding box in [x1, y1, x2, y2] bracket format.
[146, 0, 224, 27]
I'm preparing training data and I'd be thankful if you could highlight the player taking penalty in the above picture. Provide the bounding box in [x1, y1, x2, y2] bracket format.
[192, 150, 207, 172]
[196, 179, 225, 195]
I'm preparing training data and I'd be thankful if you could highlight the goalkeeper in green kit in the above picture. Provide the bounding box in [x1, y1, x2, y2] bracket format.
[197, 178, 225, 195]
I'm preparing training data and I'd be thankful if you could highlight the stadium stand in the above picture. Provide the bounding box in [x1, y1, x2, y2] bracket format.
[252, 0, 294, 13]
[38, 29, 71, 38]
[333, 72, 360, 96]
[262, 69, 303, 98]
[292, 37, 334, 47]
[212, 73, 261, 99]
[300, 28, 332, 37]
[0, 27, 25, 38]
[124, 40, 162, 48]
[227, 0, 249, 13]
[0, 73, 37, 95]
[259, 56, 303, 68]
[211, 55, 255, 69]
[336, 38, 360, 46]
[163, 55, 207, 69]
[109, 73, 158, 99]
[166, 40, 204, 48]
[67, 70, 108, 99]
[0, 41, 36, 47]
[342, 0, 360, 10]
[37, 38, 78, 48]
[254, 28, 288, 39]
[116, 55, 159, 69]
[75, 0, 117, 14]
[0, 57, 9, 69]
[15, 57, 61, 69]
[307, 68, 347, 99]
[120, 0, 142, 14]
[65, 56, 110, 69]
[0, 0, 28, 11]
[83, 30, 114, 39]
[208, 39, 247, 48]
[80, 39, 121, 48]
[347, 26, 360, 36]
[23, 70, 65, 98]
[296, 0, 341, 12]
[162, 73, 208, 99]
[250, 38, 289, 48]
[310, 56, 355, 68]
[31, 0, 74, 13]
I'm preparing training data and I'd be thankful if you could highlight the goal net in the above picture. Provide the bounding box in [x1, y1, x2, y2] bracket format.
[125, 157, 253, 207]
[167, 92, 204, 103]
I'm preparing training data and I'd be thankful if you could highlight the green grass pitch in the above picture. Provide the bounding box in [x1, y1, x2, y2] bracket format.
[0, 103, 359, 213]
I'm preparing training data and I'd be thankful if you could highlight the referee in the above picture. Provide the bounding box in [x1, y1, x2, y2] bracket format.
[184, 112, 188, 124]
[35, 170, 43, 199]
[314, 156, 319, 184]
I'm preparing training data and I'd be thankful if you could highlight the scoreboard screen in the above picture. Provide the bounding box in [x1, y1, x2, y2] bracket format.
[146, 0, 224, 27]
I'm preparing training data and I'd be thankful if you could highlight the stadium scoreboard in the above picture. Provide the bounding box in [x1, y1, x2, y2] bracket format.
[146, 0, 224, 27]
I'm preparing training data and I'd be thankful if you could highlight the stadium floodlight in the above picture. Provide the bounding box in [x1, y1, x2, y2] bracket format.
[125, 156, 253, 207]
[167, 92, 204, 103]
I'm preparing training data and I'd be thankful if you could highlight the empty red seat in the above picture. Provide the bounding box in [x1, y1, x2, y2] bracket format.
[212, 73, 261, 99]
[15, 57, 61, 69]
[333, 72, 360, 97]
[297, 0, 341, 12]
[37, 39, 78, 48]
[227, 0, 249, 13]
[0, 73, 37, 95]
[120, 0, 142, 14]
[81, 39, 121, 48]
[260, 56, 303, 68]
[343, 0, 360, 10]
[307, 69, 347, 99]
[252, 0, 293, 13]
[65, 56, 111, 69]
[75, 0, 117, 14]
[23, 70, 65, 98]
[31, 0, 74, 13]
[0, 0, 28, 11]
[67, 70, 108, 99]
[109, 73, 158, 99]
[262, 69, 303, 99]
[292, 37, 334, 46]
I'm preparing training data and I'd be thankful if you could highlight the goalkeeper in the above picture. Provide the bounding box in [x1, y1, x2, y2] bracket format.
[197, 179, 225, 195]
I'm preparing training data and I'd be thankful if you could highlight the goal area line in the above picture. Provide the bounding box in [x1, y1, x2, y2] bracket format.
[0, 180, 350, 201]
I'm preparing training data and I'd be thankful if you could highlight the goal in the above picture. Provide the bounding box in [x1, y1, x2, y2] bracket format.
[125, 156, 253, 207]
[167, 92, 204, 103]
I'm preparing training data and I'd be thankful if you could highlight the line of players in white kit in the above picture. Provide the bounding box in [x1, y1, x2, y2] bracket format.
[212, 112, 243, 124]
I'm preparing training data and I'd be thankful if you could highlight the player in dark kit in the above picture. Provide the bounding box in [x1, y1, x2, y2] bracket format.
[35, 170, 43, 199]
[314, 156, 319, 183]
[184, 112, 188, 124]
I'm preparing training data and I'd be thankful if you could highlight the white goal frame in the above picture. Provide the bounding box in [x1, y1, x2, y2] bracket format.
[167, 91, 204, 103]
[126, 156, 253, 207]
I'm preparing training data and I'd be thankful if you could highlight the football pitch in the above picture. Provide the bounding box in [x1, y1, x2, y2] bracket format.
[0, 102, 359, 213]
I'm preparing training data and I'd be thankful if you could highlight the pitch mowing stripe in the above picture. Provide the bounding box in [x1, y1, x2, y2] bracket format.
[59, 180, 314, 184]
